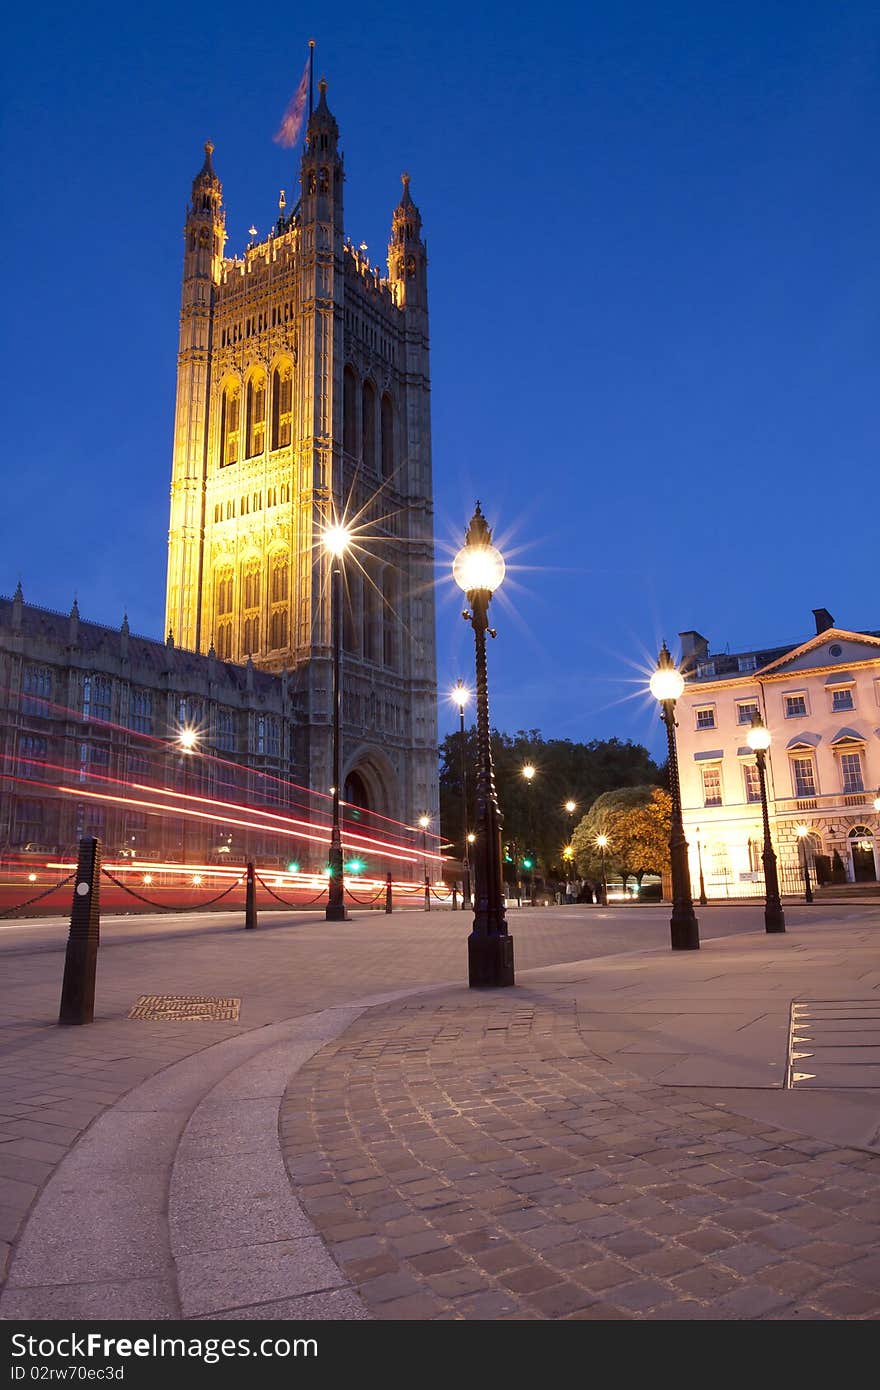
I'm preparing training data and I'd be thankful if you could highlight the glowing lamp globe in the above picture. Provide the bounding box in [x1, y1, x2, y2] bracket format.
[874, 794, 880, 812]
[565, 800, 576, 814]
[649, 665, 685, 703]
[418, 815, 430, 830]
[451, 682, 470, 709]
[596, 834, 609, 850]
[747, 721, 772, 752]
[522, 764, 535, 782]
[323, 523, 351, 557]
[796, 824, 809, 839]
[453, 543, 505, 594]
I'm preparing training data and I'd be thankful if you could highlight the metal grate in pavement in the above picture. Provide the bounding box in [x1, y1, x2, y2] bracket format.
[129, 994, 240, 1022]
[786, 999, 880, 1089]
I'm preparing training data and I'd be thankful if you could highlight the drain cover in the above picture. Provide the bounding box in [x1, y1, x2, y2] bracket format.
[787, 1000, 880, 1088]
[129, 995, 240, 1022]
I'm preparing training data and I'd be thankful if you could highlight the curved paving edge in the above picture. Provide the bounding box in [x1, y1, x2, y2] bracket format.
[278, 985, 880, 1321]
[0, 985, 447, 1321]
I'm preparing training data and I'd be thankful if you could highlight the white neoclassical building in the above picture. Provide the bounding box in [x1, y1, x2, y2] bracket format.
[674, 609, 880, 897]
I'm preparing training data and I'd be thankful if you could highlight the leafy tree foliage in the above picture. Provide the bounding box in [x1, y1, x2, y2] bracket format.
[439, 728, 661, 880]
[571, 785, 671, 891]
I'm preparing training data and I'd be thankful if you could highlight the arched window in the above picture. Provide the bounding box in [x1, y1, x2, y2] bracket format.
[270, 361, 293, 451]
[270, 554, 288, 604]
[242, 615, 260, 656]
[226, 499, 235, 519]
[362, 563, 381, 663]
[216, 623, 232, 660]
[220, 382, 241, 466]
[269, 608, 288, 650]
[279, 482, 290, 504]
[343, 365, 357, 457]
[246, 372, 266, 457]
[362, 381, 376, 472]
[381, 394, 394, 479]
[242, 561, 260, 613]
[383, 568, 399, 670]
[215, 571, 233, 619]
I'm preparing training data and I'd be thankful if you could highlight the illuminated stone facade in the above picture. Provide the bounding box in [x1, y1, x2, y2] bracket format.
[165, 82, 438, 828]
[675, 610, 880, 894]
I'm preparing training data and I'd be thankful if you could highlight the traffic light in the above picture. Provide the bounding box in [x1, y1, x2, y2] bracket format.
[503, 843, 513, 863]
[521, 855, 534, 872]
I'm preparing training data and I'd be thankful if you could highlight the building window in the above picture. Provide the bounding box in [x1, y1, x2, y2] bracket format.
[840, 751, 865, 794]
[214, 710, 235, 753]
[255, 716, 280, 758]
[784, 693, 807, 718]
[791, 756, 817, 798]
[21, 667, 52, 716]
[220, 382, 241, 467]
[362, 381, 376, 471]
[381, 393, 395, 479]
[343, 365, 357, 457]
[747, 837, 762, 873]
[269, 608, 288, 650]
[695, 707, 716, 730]
[246, 373, 266, 457]
[129, 690, 154, 735]
[16, 735, 48, 779]
[738, 655, 757, 673]
[271, 362, 293, 451]
[82, 676, 112, 722]
[743, 763, 761, 803]
[737, 700, 759, 725]
[270, 558, 288, 604]
[216, 572, 233, 617]
[700, 765, 722, 807]
[216, 622, 233, 661]
[242, 565, 260, 611]
[831, 687, 855, 713]
[279, 483, 290, 504]
[242, 615, 259, 655]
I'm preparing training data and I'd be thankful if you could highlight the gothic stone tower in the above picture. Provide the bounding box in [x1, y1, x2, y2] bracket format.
[165, 81, 438, 830]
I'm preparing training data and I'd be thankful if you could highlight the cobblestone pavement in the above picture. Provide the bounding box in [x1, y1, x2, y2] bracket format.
[280, 928, 880, 1321]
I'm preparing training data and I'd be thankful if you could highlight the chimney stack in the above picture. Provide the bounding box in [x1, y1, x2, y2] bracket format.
[812, 608, 834, 635]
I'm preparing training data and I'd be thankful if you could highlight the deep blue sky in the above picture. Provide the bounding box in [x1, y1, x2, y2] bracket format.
[3, 2, 877, 761]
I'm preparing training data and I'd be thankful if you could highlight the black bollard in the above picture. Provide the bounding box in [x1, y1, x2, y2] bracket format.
[245, 861, 257, 929]
[385, 871, 393, 914]
[424, 873, 431, 912]
[59, 838, 101, 1025]
[452, 882, 458, 910]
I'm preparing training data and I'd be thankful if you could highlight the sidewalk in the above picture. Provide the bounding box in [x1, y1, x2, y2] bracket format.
[1, 909, 879, 1320]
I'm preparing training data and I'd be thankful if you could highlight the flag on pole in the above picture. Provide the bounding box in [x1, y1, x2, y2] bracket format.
[273, 55, 310, 148]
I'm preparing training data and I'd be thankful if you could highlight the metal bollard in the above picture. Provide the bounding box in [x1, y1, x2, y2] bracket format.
[245, 861, 257, 929]
[424, 873, 431, 912]
[59, 837, 101, 1025]
[452, 882, 458, 910]
[385, 871, 393, 914]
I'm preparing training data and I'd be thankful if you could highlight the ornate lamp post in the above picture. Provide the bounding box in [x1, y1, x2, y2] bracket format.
[324, 522, 351, 922]
[694, 825, 708, 906]
[564, 800, 576, 900]
[521, 763, 536, 903]
[451, 680, 472, 908]
[747, 713, 785, 933]
[419, 814, 431, 910]
[796, 824, 814, 904]
[595, 834, 609, 905]
[453, 503, 514, 987]
[176, 727, 199, 867]
[649, 643, 700, 950]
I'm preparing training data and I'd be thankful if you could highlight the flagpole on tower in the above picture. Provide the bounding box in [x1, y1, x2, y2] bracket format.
[308, 39, 315, 116]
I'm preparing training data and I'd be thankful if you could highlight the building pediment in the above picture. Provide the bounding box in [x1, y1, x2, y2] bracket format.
[757, 629, 880, 678]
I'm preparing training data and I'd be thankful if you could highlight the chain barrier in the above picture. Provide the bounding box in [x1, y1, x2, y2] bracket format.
[255, 873, 329, 907]
[100, 867, 245, 912]
[430, 886, 452, 901]
[0, 872, 77, 919]
[344, 884, 387, 906]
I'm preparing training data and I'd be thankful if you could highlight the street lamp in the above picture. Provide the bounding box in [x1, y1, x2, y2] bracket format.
[649, 643, 700, 950]
[323, 520, 351, 922]
[451, 680, 472, 908]
[522, 763, 536, 904]
[694, 825, 708, 906]
[419, 814, 431, 911]
[176, 727, 199, 867]
[746, 713, 785, 933]
[454, 502, 514, 987]
[564, 800, 576, 900]
[595, 834, 609, 905]
[796, 824, 814, 904]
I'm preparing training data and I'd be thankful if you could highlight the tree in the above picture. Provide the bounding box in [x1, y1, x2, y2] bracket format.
[571, 785, 671, 891]
[439, 728, 661, 881]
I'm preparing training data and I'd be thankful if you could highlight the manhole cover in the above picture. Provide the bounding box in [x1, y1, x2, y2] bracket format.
[129, 995, 240, 1022]
[787, 1000, 880, 1088]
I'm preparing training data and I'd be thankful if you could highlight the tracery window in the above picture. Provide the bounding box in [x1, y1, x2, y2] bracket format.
[220, 382, 241, 466]
[271, 362, 293, 450]
[246, 373, 266, 457]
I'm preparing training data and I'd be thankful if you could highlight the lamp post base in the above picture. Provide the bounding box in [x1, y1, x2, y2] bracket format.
[764, 907, 786, 934]
[670, 913, 700, 950]
[468, 932, 515, 988]
[325, 901, 348, 922]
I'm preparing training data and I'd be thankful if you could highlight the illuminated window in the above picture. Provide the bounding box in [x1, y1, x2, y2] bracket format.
[743, 763, 761, 803]
[82, 676, 111, 722]
[840, 752, 864, 794]
[791, 756, 817, 798]
[242, 615, 259, 655]
[700, 765, 722, 807]
[255, 715, 280, 757]
[695, 707, 716, 730]
[216, 622, 233, 660]
[784, 693, 807, 718]
[242, 566, 260, 611]
[246, 373, 266, 457]
[215, 572, 233, 617]
[269, 608, 288, 650]
[271, 362, 292, 450]
[220, 382, 241, 466]
[280, 483, 290, 504]
[737, 700, 759, 725]
[267, 487, 277, 508]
